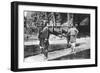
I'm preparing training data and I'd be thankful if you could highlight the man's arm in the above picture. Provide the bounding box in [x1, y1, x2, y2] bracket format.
[75, 28, 79, 35]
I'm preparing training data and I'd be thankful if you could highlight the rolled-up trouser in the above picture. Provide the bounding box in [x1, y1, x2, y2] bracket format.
[69, 35, 77, 52]
[69, 35, 76, 43]
[39, 38, 49, 48]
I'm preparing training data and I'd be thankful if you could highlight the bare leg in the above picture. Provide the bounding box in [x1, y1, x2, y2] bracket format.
[40, 46, 44, 54]
[44, 49, 48, 60]
[71, 43, 76, 54]
[43, 40, 49, 60]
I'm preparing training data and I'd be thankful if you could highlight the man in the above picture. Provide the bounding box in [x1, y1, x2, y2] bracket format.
[67, 24, 79, 53]
[38, 21, 49, 60]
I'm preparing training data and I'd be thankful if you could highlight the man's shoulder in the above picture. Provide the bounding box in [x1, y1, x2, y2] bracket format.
[69, 27, 75, 30]
[68, 27, 78, 32]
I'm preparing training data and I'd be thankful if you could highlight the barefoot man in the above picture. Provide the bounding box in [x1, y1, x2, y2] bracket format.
[67, 24, 79, 53]
[38, 21, 50, 60]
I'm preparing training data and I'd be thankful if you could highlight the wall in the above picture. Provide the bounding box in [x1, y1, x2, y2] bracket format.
[0, 0, 99, 73]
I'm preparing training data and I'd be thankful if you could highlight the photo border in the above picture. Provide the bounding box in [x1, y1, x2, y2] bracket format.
[11, 1, 98, 72]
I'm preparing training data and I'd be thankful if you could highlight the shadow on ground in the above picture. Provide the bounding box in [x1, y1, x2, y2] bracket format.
[50, 49, 90, 61]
